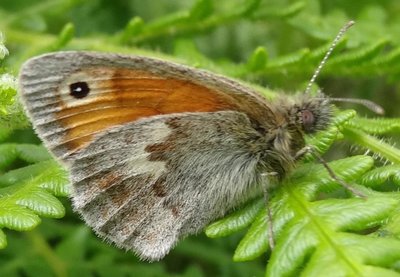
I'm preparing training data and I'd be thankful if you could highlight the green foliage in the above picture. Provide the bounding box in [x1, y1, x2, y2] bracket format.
[0, 143, 69, 249]
[207, 113, 400, 276]
[0, 0, 400, 276]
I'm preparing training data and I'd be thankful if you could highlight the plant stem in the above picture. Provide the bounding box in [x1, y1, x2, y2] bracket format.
[26, 230, 67, 277]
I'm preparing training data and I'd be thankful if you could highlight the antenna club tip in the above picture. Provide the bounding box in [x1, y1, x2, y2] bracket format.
[369, 102, 385, 115]
[344, 20, 355, 31]
[376, 107, 385, 115]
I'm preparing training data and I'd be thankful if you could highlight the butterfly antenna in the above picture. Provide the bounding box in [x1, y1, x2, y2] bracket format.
[329, 97, 385, 114]
[304, 20, 355, 95]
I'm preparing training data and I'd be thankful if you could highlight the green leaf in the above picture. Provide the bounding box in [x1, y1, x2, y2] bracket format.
[265, 195, 400, 277]
[252, 1, 305, 19]
[233, 155, 375, 261]
[0, 73, 17, 115]
[206, 199, 264, 238]
[239, 0, 262, 17]
[299, 234, 400, 277]
[52, 22, 74, 50]
[189, 0, 213, 20]
[360, 165, 400, 187]
[0, 32, 9, 59]
[305, 109, 356, 158]
[348, 117, 400, 135]
[0, 203, 40, 231]
[342, 127, 400, 164]
[246, 46, 268, 71]
[0, 152, 68, 246]
[329, 39, 390, 66]
[0, 229, 6, 248]
[0, 161, 57, 187]
[119, 16, 144, 43]
[0, 144, 17, 169]
[15, 144, 52, 163]
[0, 144, 52, 169]
[266, 48, 310, 69]
[16, 188, 65, 218]
[232, 207, 269, 261]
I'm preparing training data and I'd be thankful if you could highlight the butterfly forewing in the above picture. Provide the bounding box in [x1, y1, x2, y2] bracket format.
[19, 52, 277, 159]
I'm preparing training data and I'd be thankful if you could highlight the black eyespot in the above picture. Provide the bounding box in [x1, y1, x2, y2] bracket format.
[302, 109, 314, 132]
[69, 82, 90, 99]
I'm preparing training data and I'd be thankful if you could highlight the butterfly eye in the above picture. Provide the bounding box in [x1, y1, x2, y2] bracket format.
[69, 81, 90, 99]
[302, 109, 314, 132]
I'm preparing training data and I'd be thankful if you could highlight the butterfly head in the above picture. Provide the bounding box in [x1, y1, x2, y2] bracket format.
[289, 93, 333, 134]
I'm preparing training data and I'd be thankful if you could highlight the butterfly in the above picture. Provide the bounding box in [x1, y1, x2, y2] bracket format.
[18, 51, 334, 261]
[19, 21, 377, 261]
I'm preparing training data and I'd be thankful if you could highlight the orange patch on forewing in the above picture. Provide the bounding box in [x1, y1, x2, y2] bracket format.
[56, 67, 240, 152]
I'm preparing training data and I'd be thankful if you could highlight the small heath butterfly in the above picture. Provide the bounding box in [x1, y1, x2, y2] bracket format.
[18, 21, 376, 261]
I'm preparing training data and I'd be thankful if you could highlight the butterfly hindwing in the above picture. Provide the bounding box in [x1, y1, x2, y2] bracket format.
[71, 112, 265, 260]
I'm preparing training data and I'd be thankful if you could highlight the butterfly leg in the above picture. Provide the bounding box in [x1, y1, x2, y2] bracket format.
[295, 146, 366, 198]
[260, 172, 278, 250]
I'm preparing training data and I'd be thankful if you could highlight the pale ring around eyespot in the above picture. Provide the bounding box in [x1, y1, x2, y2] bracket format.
[58, 70, 113, 108]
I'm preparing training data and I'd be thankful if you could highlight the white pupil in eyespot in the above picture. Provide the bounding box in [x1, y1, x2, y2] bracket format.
[69, 81, 90, 99]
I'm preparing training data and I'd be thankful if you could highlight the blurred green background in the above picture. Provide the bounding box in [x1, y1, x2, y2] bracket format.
[0, 0, 399, 276]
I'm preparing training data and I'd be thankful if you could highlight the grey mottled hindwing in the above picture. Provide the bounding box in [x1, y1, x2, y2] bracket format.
[71, 111, 264, 261]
